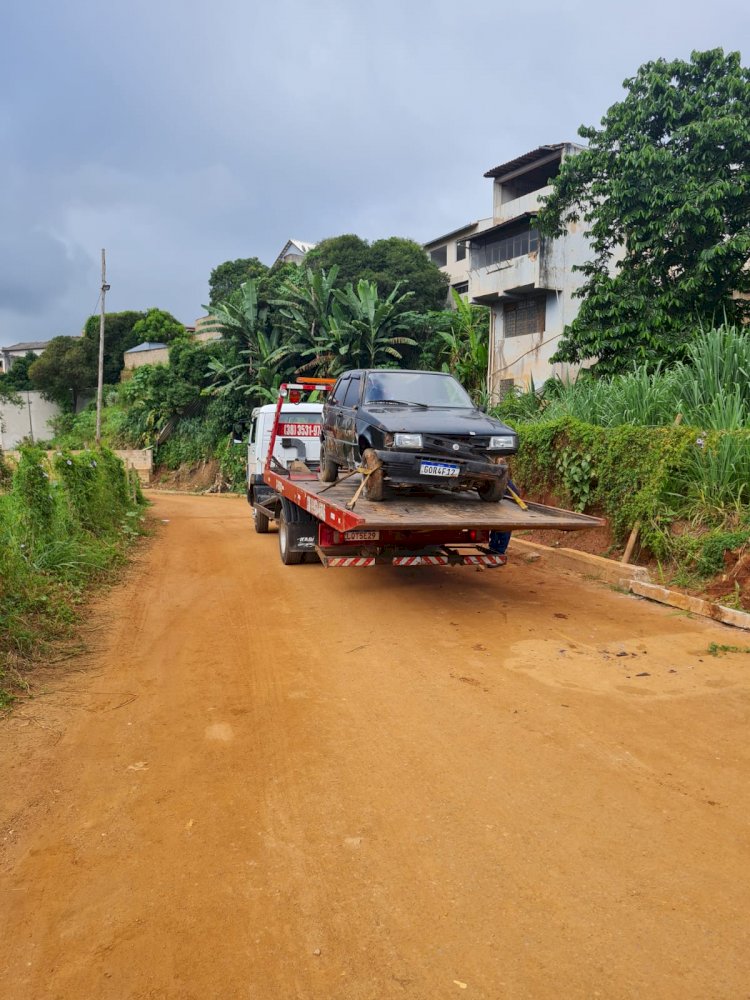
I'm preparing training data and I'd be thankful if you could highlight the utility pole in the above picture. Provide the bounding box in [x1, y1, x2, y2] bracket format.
[95, 249, 110, 445]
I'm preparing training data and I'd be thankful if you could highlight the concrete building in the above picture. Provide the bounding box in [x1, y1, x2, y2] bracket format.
[470, 143, 589, 397]
[0, 340, 49, 374]
[123, 342, 169, 370]
[272, 239, 317, 267]
[423, 142, 594, 396]
[424, 220, 492, 300]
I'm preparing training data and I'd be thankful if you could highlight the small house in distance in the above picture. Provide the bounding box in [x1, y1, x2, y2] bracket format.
[0, 339, 50, 374]
[123, 342, 169, 370]
[272, 239, 317, 267]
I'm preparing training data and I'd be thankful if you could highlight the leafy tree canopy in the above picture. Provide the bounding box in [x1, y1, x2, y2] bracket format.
[29, 336, 97, 409]
[83, 310, 146, 383]
[1, 352, 38, 392]
[208, 257, 269, 306]
[131, 308, 185, 346]
[538, 48, 750, 375]
[305, 234, 449, 313]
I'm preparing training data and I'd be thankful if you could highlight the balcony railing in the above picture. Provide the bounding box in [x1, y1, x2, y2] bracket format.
[470, 228, 539, 270]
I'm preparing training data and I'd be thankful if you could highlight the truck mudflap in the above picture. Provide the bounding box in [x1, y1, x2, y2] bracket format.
[316, 548, 507, 568]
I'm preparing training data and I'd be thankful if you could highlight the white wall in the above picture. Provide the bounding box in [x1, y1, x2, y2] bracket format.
[0, 391, 62, 449]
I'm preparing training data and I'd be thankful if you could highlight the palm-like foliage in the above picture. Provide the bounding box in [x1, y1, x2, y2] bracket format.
[275, 267, 340, 374]
[299, 279, 417, 376]
[206, 328, 300, 403]
[435, 289, 489, 399]
[202, 280, 267, 348]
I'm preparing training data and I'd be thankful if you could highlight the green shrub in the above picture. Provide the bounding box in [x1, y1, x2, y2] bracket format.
[0, 447, 147, 705]
[509, 418, 750, 564]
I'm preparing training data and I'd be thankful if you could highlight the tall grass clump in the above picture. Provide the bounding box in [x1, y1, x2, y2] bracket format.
[0, 446, 146, 706]
[494, 323, 750, 431]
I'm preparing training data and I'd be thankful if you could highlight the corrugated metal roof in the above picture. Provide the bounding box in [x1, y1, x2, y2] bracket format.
[424, 220, 481, 249]
[484, 143, 567, 179]
[124, 342, 168, 354]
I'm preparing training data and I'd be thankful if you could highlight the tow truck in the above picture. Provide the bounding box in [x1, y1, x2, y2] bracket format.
[247, 380, 604, 567]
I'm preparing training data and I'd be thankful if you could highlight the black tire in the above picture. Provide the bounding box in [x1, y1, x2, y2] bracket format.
[254, 508, 270, 533]
[318, 438, 339, 483]
[362, 448, 385, 502]
[278, 507, 304, 565]
[477, 468, 510, 503]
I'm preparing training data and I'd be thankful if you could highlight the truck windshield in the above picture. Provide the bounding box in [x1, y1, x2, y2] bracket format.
[364, 371, 474, 408]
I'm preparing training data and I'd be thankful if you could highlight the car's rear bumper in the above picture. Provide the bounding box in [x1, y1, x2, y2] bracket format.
[371, 449, 507, 486]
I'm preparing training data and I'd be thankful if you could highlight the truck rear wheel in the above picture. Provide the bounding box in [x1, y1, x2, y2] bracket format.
[278, 505, 304, 565]
[254, 508, 270, 533]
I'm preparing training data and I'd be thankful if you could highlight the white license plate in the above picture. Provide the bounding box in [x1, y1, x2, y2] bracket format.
[345, 530, 380, 541]
[420, 461, 460, 478]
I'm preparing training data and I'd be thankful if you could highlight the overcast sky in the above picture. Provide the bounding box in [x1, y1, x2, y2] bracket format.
[1, 0, 748, 343]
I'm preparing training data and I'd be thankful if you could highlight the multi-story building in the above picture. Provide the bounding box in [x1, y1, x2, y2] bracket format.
[469, 142, 589, 397]
[424, 219, 492, 300]
[425, 142, 593, 396]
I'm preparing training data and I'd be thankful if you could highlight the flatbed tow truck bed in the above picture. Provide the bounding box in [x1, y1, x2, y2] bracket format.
[265, 469, 601, 533]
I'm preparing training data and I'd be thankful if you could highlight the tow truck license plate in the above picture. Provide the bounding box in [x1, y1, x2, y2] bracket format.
[420, 461, 460, 477]
[345, 530, 380, 541]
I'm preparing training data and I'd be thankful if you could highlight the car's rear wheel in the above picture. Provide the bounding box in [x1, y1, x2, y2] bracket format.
[477, 468, 510, 503]
[318, 439, 338, 483]
[362, 448, 385, 502]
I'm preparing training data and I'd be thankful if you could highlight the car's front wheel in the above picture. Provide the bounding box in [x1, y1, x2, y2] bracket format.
[318, 439, 338, 483]
[477, 469, 509, 503]
[362, 448, 385, 502]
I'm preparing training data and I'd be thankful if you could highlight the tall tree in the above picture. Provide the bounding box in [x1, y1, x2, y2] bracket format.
[1, 352, 37, 391]
[208, 257, 269, 306]
[29, 337, 97, 409]
[538, 48, 750, 375]
[83, 310, 146, 383]
[131, 308, 185, 345]
[305, 235, 449, 313]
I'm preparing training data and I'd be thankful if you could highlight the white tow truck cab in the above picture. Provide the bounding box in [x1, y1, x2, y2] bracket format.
[247, 401, 323, 500]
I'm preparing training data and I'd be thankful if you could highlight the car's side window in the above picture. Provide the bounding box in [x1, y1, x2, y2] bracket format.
[343, 376, 361, 407]
[331, 377, 349, 406]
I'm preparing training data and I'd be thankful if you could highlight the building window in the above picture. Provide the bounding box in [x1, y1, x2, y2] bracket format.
[429, 246, 447, 267]
[452, 282, 469, 297]
[494, 378, 515, 400]
[455, 242, 466, 262]
[503, 297, 545, 338]
[471, 227, 539, 270]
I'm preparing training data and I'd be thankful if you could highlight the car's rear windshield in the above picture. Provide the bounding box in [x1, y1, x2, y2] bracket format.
[363, 371, 473, 408]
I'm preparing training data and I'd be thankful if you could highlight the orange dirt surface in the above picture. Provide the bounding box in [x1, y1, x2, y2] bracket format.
[2, 493, 750, 1000]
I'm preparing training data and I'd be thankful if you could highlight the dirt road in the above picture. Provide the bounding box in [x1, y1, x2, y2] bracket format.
[2, 493, 749, 1000]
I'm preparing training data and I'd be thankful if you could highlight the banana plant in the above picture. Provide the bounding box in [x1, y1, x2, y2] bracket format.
[202, 279, 268, 351]
[303, 279, 417, 376]
[435, 288, 490, 397]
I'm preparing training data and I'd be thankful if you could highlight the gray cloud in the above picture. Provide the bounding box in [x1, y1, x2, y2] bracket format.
[1, 0, 748, 341]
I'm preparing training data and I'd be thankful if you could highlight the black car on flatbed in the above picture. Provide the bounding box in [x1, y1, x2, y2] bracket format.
[319, 369, 519, 502]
